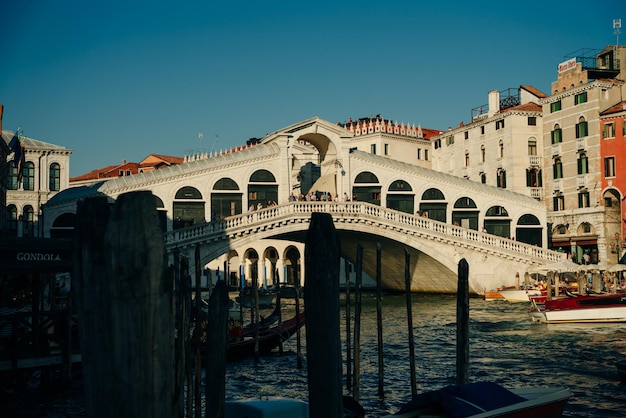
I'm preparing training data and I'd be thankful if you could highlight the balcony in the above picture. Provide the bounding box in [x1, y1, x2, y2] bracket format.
[529, 155, 542, 167]
[529, 187, 543, 200]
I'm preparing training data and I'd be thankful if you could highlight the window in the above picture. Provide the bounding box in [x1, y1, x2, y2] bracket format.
[23, 205, 34, 237]
[577, 153, 588, 174]
[7, 161, 18, 190]
[22, 161, 35, 191]
[528, 140, 537, 155]
[528, 116, 537, 126]
[480, 126, 485, 135]
[464, 131, 469, 140]
[553, 194, 564, 211]
[575, 117, 588, 138]
[7, 205, 18, 236]
[465, 151, 470, 167]
[496, 169, 506, 188]
[446, 135, 455, 146]
[49, 162, 61, 191]
[574, 91, 587, 105]
[605, 156, 616, 177]
[424, 149, 429, 160]
[578, 191, 590, 208]
[553, 158, 563, 179]
[526, 168, 542, 187]
[495, 120, 505, 130]
[417, 149, 421, 160]
[551, 124, 562, 144]
[370, 144, 376, 154]
[481, 145, 485, 162]
[480, 172, 486, 184]
[623, 119, 626, 136]
[550, 100, 562, 113]
[384, 143, 389, 156]
[602, 122, 615, 139]
[498, 140, 504, 158]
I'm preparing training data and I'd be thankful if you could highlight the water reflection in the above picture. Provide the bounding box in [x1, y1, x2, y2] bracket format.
[226, 294, 626, 417]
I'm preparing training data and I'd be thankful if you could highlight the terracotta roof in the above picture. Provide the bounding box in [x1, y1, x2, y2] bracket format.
[520, 85, 547, 99]
[501, 102, 543, 113]
[600, 100, 626, 116]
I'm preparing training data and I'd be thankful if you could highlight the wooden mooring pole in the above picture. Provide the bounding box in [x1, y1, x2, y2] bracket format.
[74, 191, 173, 418]
[456, 258, 470, 385]
[344, 257, 352, 392]
[304, 213, 342, 418]
[404, 248, 417, 398]
[204, 280, 230, 418]
[376, 242, 384, 399]
[353, 243, 363, 402]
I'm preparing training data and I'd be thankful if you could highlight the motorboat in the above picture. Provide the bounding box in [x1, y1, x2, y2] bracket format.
[390, 382, 571, 418]
[499, 286, 544, 303]
[529, 292, 626, 324]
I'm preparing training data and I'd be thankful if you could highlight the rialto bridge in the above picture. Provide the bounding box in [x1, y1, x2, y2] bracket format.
[43, 117, 563, 294]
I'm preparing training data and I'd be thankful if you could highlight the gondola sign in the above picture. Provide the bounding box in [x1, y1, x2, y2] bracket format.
[0, 238, 73, 273]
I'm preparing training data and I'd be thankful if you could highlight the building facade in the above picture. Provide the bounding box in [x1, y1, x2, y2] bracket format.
[429, 86, 546, 201]
[541, 46, 626, 266]
[2, 130, 72, 238]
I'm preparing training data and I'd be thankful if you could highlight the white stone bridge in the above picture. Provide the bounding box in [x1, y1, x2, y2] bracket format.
[165, 201, 564, 295]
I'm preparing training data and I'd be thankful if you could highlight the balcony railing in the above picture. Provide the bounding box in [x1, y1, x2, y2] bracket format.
[529, 155, 542, 166]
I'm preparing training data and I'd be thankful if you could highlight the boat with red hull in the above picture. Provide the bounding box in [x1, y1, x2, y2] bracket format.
[529, 292, 626, 324]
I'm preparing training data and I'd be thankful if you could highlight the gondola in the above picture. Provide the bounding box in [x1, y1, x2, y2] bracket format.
[227, 310, 305, 360]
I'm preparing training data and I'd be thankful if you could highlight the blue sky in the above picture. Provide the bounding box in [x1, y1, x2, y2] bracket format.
[1, 1, 624, 177]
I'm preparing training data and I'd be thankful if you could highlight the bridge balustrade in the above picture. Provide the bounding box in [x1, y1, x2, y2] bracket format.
[164, 202, 562, 264]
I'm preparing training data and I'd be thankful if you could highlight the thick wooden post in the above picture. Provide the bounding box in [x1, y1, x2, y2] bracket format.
[456, 258, 470, 385]
[74, 191, 173, 418]
[304, 213, 342, 418]
[376, 242, 384, 399]
[344, 257, 352, 392]
[353, 244, 363, 401]
[204, 280, 230, 418]
[404, 248, 417, 398]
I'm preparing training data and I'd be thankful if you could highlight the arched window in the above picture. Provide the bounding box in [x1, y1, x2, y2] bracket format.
[23, 205, 35, 237]
[528, 139, 537, 156]
[498, 140, 504, 158]
[7, 205, 18, 236]
[551, 124, 562, 144]
[577, 152, 588, 174]
[553, 157, 563, 179]
[23, 161, 35, 191]
[250, 169, 276, 183]
[49, 162, 61, 191]
[496, 168, 506, 188]
[576, 116, 588, 138]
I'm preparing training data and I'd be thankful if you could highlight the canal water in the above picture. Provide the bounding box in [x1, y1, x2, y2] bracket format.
[226, 293, 626, 417]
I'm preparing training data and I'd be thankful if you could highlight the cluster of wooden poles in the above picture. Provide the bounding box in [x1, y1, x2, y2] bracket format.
[73, 191, 472, 418]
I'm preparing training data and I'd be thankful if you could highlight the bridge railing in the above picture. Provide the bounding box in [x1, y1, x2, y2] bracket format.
[165, 201, 563, 263]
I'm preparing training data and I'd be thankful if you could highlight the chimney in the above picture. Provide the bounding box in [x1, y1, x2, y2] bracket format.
[487, 90, 500, 118]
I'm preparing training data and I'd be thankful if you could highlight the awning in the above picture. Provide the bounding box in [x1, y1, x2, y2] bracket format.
[309, 173, 337, 196]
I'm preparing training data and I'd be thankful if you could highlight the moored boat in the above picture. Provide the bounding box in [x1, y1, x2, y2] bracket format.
[529, 292, 626, 324]
[227, 310, 305, 360]
[499, 286, 544, 303]
[390, 382, 571, 418]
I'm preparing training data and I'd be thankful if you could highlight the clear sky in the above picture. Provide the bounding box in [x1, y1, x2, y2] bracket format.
[1, 1, 624, 177]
